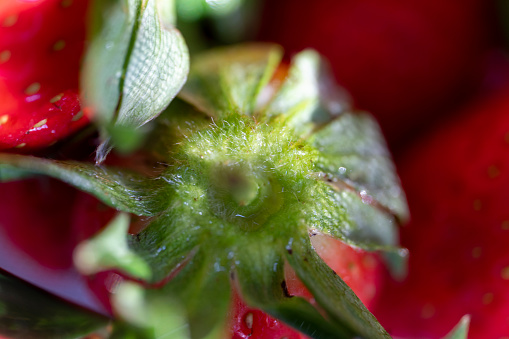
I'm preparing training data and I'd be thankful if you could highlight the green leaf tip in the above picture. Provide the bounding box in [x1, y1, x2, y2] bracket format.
[82, 0, 189, 163]
[110, 281, 191, 339]
[74, 213, 152, 280]
[444, 315, 471, 339]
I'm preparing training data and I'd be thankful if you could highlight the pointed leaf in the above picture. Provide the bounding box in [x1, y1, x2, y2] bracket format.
[444, 315, 470, 339]
[285, 236, 391, 338]
[130, 210, 203, 284]
[179, 43, 282, 118]
[265, 297, 355, 339]
[0, 269, 108, 339]
[234, 240, 285, 306]
[114, 0, 188, 128]
[264, 49, 351, 137]
[310, 112, 408, 221]
[235, 240, 355, 338]
[83, 0, 141, 126]
[325, 189, 399, 250]
[111, 281, 190, 339]
[161, 248, 231, 339]
[0, 153, 170, 216]
[83, 0, 189, 161]
[74, 213, 151, 280]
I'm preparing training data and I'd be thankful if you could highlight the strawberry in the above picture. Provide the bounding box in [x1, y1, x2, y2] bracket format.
[0, 176, 114, 318]
[257, 0, 495, 145]
[0, 0, 90, 150]
[0, 44, 408, 338]
[371, 84, 509, 338]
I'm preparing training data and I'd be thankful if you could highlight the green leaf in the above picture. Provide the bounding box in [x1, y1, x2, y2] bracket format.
[235, 239, 356, 339]
[234, 240, 286, 306]
[0, 153, 171, 216]
[444, 315, 470, 339]
[179, 43, 282, 118]
[265, 297, 354, 339]
[82, 0, 189, 162]
[74, 213, 152, 280]
[326, 189, 399, 249]
[0, 270, 108, 339]
[310, 112, 408, 221]
[0, 167, 33, 182]
[285, 236, 391, 339]
[263, 49, 351, 137]
[130, 211, 203, 284]
[161, 249, 231, 339]
[111, 281, 190, 339]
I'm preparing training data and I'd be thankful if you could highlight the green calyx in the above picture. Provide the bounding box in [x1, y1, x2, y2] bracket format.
[0, 44, 409, 339]
[165, 114, 315, 233]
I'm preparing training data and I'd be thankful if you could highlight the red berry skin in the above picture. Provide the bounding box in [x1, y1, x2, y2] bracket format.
[228, 235, 384, 339]
[0, 177, 114, 314]
[0, 0, 91, 150]
[229, 291, 308, 339]
[258, 0, 494, 145]
[0, 177, 114, 269]
[371, 85, 509, 338]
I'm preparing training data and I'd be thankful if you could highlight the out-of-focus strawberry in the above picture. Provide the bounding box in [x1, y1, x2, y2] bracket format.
[0, 0, 90, 150]
[0, 177, 114, 268]
[258, 0, 495, 145]
[371, 85, 509, 338]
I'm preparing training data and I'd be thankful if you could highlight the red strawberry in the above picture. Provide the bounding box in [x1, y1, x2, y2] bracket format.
[229, 235, 384, 338]
[0, 176, 114, 315]
[371, 85, 509, 338]
[0, 177, 114, 268]
[258, 0, 495, 145]
[0, 0, 90, 150]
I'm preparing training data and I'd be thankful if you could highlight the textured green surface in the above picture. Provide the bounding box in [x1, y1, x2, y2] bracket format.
[0, 45, 408, 339]
[0, 154, 171, 216]
[82, 0, 189, 162]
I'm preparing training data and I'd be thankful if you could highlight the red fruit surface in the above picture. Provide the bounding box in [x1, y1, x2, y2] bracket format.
[371, 85, 509, 338]
[229, 235, 384, 338]
[258, 0, 494, 145]
[0, 177, 114, 314]
[0, 177, 114, 269]
[0, 0, 90, 150]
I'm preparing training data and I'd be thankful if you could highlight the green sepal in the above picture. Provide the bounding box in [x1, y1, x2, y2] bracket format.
[263, 49, 350, 137]
[234, 237, 356, 338]
[0, 269, 109, 339]
[444, 315, 470, 339]
[161, 249, 231, 339]
[233, 239, 286, 306]
[110, 281, 190, 339]
[82, 0, 189, 162]
[179, 43, 282, 118]
[130, 208, 203, 284]
[0, 153, 171, 216]
[264, 297, 354, 339]
[310, 112, 408, 221]
[0, 167, 33, 182]
[74, 213, 152, 280]
[285, 236, 391, 339]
